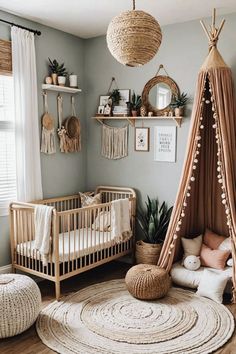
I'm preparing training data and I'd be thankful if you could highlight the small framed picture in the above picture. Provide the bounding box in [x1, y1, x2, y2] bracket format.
[135, 127, 150, 151]
[118, 89, 130, 106]
[104, 103, 112, 116]
[99, 95, 111, 106]
[97, 105, 105, 114]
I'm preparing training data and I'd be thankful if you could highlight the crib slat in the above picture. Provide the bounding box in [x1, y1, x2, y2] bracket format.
[68, 214, 71, 268]
[73, 213, 76, 272]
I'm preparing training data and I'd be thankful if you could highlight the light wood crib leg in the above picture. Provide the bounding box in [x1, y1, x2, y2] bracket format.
[12, 264, 16, 273]
[55, 281, 61, 301]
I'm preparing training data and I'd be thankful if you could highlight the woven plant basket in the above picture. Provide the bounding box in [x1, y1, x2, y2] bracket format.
[135, 240, 162, 265]
[106, 10, 162, 67]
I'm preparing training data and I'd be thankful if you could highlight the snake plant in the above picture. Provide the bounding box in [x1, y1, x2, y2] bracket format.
[170, 92, 189, 108]
[137, 196, 173, 244]
[48, 58, 67, 76]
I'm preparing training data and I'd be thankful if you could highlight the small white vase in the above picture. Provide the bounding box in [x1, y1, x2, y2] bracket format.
[69, 74, 78, 88]
[58, 76, 66, 86]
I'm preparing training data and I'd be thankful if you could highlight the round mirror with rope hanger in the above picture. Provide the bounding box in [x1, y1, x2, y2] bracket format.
[141, 64, 180, 116]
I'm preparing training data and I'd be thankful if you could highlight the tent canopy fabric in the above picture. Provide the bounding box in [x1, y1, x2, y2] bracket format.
[158, 12, 236, 302]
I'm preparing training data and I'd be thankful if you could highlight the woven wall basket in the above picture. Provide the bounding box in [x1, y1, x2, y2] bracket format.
[135, 240, 162, 265]
[106, 10, 162, 67]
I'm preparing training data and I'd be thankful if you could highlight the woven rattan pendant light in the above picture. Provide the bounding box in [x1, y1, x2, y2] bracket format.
[106, 0, 162, 67]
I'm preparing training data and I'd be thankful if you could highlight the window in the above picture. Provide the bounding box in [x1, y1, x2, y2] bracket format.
[0, 75, 16, 216]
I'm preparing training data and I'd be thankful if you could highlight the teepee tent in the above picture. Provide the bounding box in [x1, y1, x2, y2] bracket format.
[158, 10, 236, 301]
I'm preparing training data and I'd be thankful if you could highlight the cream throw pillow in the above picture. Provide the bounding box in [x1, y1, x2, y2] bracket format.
[196, 268, 230, 303]
[92, 211, 111, 232]
[218, 237, 232, 252]
[79, 192, 101, 207]
[79, 192, 101, 228]
[181, 234, 202, 259]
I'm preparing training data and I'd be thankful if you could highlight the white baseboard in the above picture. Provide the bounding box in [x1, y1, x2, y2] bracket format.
[0, 264, 12, 274]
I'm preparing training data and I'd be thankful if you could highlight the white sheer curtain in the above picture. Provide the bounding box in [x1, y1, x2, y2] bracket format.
[11, 27, 43, 201]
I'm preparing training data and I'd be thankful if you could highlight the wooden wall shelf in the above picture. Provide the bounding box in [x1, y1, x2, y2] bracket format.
[42, 84, 82, 94]
[91, 116, 183, 127]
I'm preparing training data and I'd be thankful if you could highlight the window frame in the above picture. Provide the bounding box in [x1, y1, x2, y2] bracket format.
[0, 72, 17, 217]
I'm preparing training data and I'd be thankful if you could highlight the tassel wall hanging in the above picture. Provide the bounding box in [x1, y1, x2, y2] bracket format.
[57, 95, 81, 153]
[40, 92, 56, 154]
[101, 124, 128, 159]
[63, 96, 81, 152]
[57, 94, 68, 153]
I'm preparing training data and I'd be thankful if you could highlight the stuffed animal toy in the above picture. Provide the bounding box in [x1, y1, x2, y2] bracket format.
[183, 255, 201, 270]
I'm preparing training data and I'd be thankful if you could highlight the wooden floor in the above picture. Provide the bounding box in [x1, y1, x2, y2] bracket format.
[0, 261, 236, 354]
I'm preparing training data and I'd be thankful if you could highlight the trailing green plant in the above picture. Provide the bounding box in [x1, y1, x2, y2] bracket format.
[137, 196, 173, 244]
[170, 92, 189, 108]
[127, 92, 142, 111]
[48, 58, 67, 76]
[109, 89, 121, 104]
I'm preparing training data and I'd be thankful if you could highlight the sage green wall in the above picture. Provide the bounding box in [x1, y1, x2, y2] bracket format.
[0, 10, 86, 266]
[1, 10, 236, 267]
[84, 12, 236, 208]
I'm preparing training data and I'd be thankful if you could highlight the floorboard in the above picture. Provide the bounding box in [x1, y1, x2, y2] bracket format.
[0, 261, 235, 354]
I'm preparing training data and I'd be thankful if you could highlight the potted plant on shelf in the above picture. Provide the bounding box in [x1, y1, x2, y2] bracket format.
[136, 196, 173, 265]
[48, 58, 67, 86]
[109, 89, 121, 105]
[127, 92, 142, 116]
[170, 92, 189, 117]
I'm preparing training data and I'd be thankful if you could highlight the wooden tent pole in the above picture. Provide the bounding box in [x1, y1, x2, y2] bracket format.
[212, 8, 216, 31]
[200, 9, 225, 48]
[216, 19, 226, 39]
[200, 20, 211, 42]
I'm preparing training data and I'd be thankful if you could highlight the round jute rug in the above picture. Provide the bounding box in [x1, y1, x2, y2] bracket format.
[36, 279, 234, 354]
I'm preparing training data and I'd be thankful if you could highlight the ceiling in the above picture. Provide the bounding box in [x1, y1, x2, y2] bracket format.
[0, 0, 236, 39]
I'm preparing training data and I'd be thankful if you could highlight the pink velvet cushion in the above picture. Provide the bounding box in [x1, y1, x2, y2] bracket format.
[203, 229, 227, 250]
[200, 243, 230, 270]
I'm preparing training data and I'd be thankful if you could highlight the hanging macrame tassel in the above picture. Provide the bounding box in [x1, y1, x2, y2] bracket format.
[57, 95, 68, 153]
[101, 124, 128, 159]
[66, 96, 81, 153]
[41, 92, 56, 154]
[58, 127, 69, 153]
[41, 127, 56, 154]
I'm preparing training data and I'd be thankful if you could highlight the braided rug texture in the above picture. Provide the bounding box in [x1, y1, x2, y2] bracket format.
[36, 279, 234, 354]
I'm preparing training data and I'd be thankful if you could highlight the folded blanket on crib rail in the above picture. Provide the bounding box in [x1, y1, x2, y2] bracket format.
[34, 204, 54, 266]
[111, 198, 131, 241]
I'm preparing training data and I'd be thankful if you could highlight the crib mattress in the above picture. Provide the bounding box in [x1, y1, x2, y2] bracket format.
[16, 228, 131, 263]
[171, 261, 233, 293]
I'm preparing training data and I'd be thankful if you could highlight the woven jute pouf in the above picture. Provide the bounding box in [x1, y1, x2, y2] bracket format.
[0, 274, 41, 338]
[125, 264, 171, 300]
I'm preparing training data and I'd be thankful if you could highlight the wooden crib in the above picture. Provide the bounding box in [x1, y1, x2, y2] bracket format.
[10, 186, 136, 299]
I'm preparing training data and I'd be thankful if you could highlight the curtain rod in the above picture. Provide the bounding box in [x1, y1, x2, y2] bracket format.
[0, 18, 41, 36]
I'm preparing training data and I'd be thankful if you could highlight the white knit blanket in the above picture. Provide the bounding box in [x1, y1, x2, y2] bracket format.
[111, 198, 130, 241]
[34, 204, 54, 265]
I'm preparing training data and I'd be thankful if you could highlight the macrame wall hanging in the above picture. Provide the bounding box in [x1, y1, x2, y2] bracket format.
[40, 92, 56, 154]
[57, 95, 81, 153]
[101, 124, 128, 159]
